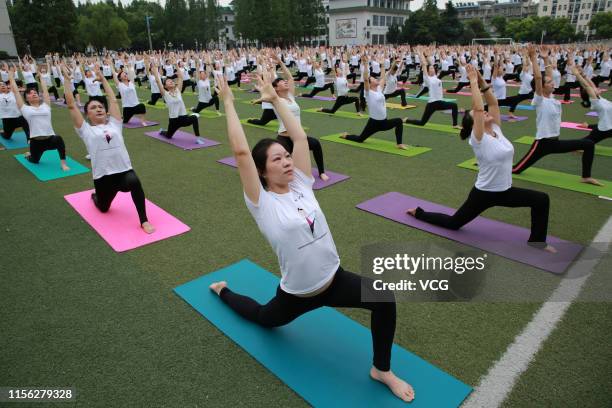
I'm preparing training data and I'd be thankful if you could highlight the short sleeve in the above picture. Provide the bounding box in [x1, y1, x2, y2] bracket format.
[75, 120, 91, 140]
[108, 116, 123, 133]
[244, 182, 273, 219]
[532, 94, 543, 106]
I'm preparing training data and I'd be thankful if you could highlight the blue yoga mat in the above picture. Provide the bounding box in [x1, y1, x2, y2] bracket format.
[175, 259, 472, 408]
[0, 131, 28, 150]
[14, 151, 90, 181]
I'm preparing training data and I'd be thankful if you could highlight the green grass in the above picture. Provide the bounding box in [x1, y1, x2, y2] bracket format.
[1, 80, 610, 407]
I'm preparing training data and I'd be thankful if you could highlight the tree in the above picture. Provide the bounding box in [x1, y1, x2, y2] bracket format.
[463, 18, 489, 42]
[401, 0, 440, 45]
[124, 0, 165, 50]
[490, 15, 507, 37]
[77, 3, 130, 50]
[438, 1, 463, 44]
[589, 12, 612, 39]
[386, 23, 401, 45]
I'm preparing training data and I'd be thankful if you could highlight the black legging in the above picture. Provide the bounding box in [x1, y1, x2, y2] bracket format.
[497, 92, 534, 113]
[47, 86, 59, 100]
[384, 89, 407, 106]
[302, 82, 334, 98]
[166, 115, 200, 138]
[592, 73, 611, 87]
[27, 135, 66, 163]
[447, 81, 469, 93]
[415, 86, 429, 98]
[438, 70, 455, 80]
[181, 79, 196, 93]
[583, 125, 611, 145]
[122, 104, 146, 124]
[512, 137, 595, 178]
[219, 266, 396, 371]
[349, 82, 367, 110]
[277, 134, 325, 175]
[192, 96, 220, 113]
[405, 100, 458, 126]
[414, 186, 550, 246]
[227, 78, 241, 88]
[321, 95, 360, 113]
[92, 169, 148, 225]
[293, 72, 308, 81]
[303, 76, 316, 88]
[2, 116, 30, 140]
[248, 109, 277, 126]
[558, 81, 581, 102]
[147, 93, 162, 106]
[345, 117, 404, 145]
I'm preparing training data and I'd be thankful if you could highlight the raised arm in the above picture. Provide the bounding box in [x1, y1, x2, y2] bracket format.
[571, 65, 598, 100]
[36, 65, 50, 106]
[467, 65, 485, 141]
[363, 54, 370, 92]
[272, 52, 294, 94]
[60, 64, 83, 128]
[529, 45, 542, 96]
[7, 64, 24, 109]
[477, 68, 500, 126]
[151, 62, 165, 97]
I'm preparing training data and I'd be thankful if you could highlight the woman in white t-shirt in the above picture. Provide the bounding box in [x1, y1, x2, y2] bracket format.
[151, 61, 204, 143]
[8, 65, 69, 171]
[383, 59, 408, 106]
[318, 58, 362, 115]
[341, 56, 408, 149]
[0, 66, 30, 144]
[300, 60, 335, 99]
[247, 58, 279, 126]
[592, 53, 611, 87]
[573, 65, 612, 146]
[512, 47, 601, 186]
[446, 57, 470, 93]
[144, 62, 162, 106]
[111, 60, 150, 126]
[270, 59, 330, 181]
[407, 64, 554, 251]
[209, 71, 414, 403]
[191, 60, 220, 115]
[62, 64, 155, 234]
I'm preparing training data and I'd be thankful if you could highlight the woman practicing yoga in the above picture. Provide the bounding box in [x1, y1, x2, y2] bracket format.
[340, 56, 408, 150]
[512, 46, 601, 186]
[8, 65, 69, 171]
[62, 64, 155, 234]
[111, 60, 151, 126]
[407, 64, 555, 252]
[573, 65, 611, 146]
[0, 64, 30, 143]
[209, 69, 414, 403]
[317, 58, 362, 115]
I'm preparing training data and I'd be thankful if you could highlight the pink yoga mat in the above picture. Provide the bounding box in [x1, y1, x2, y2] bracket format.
[561, 121, 590, 131]
[454, 91, 472, 96]
[356, 192, 583, 274]
[144, 130, 221, 150]
[559, 100, 574, 105]
[123, 119, 160, 129]
[217, 156, 350, 190]
[65, 189, 190, 252]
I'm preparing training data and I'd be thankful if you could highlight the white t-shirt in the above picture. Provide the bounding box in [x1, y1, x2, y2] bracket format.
[483, 63, 492, 80]
[0, 92, 21, 118]
[458, 66, 468, 83]
[148, 74, 160, 93]
[163, 91, 187, 118]
[600, 60, 611, 77]
[117, 82, 140, 108]
[425, 75, 443, 103]
[197, 79, 212, 103]
[273, 94, 301, 133]
[592, 97, 611, 131]
[552, 69, 561, 88]
[164, 65, 175, 77]
[335, 76, 349, 97]
[85, 77, 102, 96]
[366, 87, 386, 120]
[469, 124, 514, 192]
[314, 69, 325, 88]
[77, 116, 132, 180]
[533, 94, 561, 139]
[383, 72, 398, 94]
[41, 73, 53, 87]
[102, 65, 112, 77]
[0, 70, 8, 82]
[21, 103, 55, 137]
[492, 77, 507, 101]
[22, 70, 36, 84]
[244, 168, 340, 295]
[518, 71, 533, 95]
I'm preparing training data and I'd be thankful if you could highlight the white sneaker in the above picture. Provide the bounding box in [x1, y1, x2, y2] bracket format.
[191, 113, 200, 118]
[195, 137, 206, 145]
[85, 154, 91, 160]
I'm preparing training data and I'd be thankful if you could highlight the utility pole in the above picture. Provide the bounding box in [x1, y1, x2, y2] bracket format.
[146, 15, 153, 51]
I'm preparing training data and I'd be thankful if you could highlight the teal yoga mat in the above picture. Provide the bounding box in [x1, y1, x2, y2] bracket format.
[0, 131, 28, 150]
[174, 259, 472, 408]
[14, 151, 90, 181]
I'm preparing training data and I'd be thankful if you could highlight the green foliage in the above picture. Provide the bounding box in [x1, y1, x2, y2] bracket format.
[491, 15, 507, 37]
[77, 3, 130, 50]
[463, 18, 489, 42]
[386, 24, 401, 45]
[438, 1, 463, 44]
[589, 12, 612, 39]
[505, 16, 579, 43]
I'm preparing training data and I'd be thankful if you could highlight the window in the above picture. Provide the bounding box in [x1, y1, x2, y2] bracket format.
[367, 0, 371, 6]
[374, 0, 379, 7]
[367, 19, 371, 26]
[543, 5, 548, 11]
[225, 27, 229, 33]
[373, 15, 379, 25]
[386, 16, 392, 26]
[367, 31, 370, 39]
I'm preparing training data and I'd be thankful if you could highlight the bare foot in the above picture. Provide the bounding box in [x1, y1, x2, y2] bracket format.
[24, 152, 31, 159]
[61, 162, 70, 171]
[320, 173, 330, 181]
[339, 132, 348, 139]
[317, 107, 324, 112]
[397, 144, 409, 150]
[141, 221, 156, 234]
[216, 111, 222, 116]
[452, 125, 462, 129]
[370, 367, 415, 402]
[141, 121, 148, 127]
[406, 208, 417, 217]
[544, 245, 557, 254]
[357, 112, 364, 116]
[581, 122, 589, 128]
[209, 281, 227, 295]
[581, 177, 603, 186]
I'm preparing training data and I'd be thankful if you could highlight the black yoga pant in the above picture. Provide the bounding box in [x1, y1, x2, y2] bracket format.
[219, 266, 396, 371]
[277, 134, 325, 175]
[345, 117, 404, 145]
[583, 126, 611, 145]
[28, 135, 66, 163]
[148, 93, 162, 106]
[384, 89, 407, 106]
[303, 76, 316, 88]
[415, 186, 550, 246]
[47, 86, 59, 100]
[92, 169, 148, 225]
[2, 116, 30, 140]
[320, 95, 360, 113]
[166, 115, 200, 138]
[497, 92, 534, 113]
[558, 81, 581, 102]
[181, 79, 196, 93]
[405, 100, 458, 126]
[447, 81, 470, 93]
[302, 82, 334, 97]
[293, 72, 308, 81]
[349, 82, 367, 110]
[416, 86, 429, 98]
[192, 96, 220, 113]
[512, 137, 595, 178]
[122, 103, 146, 124]
[227, 78, 241, 88]
[248, 109, 276, 126]
[592, 73, 611, 87]
[438, 70, 455, 80]
[503, 73, 519, 82]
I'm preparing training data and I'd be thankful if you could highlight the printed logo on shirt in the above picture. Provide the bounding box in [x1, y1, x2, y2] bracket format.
[104, 131, 113, 144]
[298, 208, 316, 235]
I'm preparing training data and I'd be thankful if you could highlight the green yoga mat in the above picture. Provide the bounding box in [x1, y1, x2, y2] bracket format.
[403, 122, 460, 135]
[303, 107, 367, 120]
[174, 259, 472, 408]
[145, 102, 167, 110]
[240, 118, 308, 132]
[14, 152, 90, 181]
[194, 110, 224, 119]
[321, 133, 431, 157]
[457, 158, 612, 197]
[514, 136, 612, 158]
[407, 95, 457, 103]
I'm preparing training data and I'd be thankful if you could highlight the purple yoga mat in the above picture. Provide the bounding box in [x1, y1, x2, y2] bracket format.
[52, 101, 84, 112]
[217, 156, 350, 190]
[356, 192, 583, 274]
[586, 111, 598, 117]
[123, 119, 160, 129]
[145, 130, 221, 150]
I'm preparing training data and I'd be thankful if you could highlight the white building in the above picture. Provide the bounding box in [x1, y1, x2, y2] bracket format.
[537, 0, 612, 35]
[0, 0, 18, 56]
[328, 0, 411, 46]
[218, 6, 236, 50]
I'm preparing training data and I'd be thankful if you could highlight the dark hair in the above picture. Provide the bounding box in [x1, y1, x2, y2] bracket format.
[459, 110, 473, 140]
[251, 138, 287, 188]
[272, 78, 283, 88]
[84, 96, 108, 114]
[24, 88, 38, 105]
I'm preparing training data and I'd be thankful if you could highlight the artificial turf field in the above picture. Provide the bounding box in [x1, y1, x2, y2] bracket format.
[1, 77, 610, 407]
